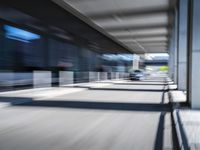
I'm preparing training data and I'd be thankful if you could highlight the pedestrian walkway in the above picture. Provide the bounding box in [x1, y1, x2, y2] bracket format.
[173, 109, 200, 150]
[169, 85, 200, 150]
[0, 77, 178, 150]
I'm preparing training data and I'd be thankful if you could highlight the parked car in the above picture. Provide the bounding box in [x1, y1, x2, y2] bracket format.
[129, 70, 145, 80]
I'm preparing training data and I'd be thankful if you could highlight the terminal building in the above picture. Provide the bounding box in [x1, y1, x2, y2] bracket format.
[0, 0, 134, 85]
[1, 0, 200, 149]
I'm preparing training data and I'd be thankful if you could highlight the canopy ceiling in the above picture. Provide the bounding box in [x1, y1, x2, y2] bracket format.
[53, 0, 176, 54]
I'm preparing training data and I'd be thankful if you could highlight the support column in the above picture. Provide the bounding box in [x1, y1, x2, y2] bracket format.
[132, 54, 140, 70]
[173, 8, 179, 84]
[177, 0, 188, 91]
[188, 0, 200, 108]
[168, 33, 174, 80]
[168, 10, 178, 83]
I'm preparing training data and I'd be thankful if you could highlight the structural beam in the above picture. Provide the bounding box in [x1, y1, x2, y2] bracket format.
[115, 34, 168, 39]
[89, 7, 171, 20]
[105, 23, 169, 32]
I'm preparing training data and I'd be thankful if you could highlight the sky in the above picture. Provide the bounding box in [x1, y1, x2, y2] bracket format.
[145, 53, 169, 60]
[147, 53, 169, 57]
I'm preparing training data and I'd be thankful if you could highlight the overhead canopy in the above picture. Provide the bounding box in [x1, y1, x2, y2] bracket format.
[53, 0, 175, 54]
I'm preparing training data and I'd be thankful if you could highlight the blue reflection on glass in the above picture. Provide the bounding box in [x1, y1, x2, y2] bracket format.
[4, 25, 40, 42]
[102, 54, 133, 61]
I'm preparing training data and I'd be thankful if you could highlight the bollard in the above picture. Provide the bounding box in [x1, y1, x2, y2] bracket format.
[59, 71, 74, 86]
[33, 71, 52, 88]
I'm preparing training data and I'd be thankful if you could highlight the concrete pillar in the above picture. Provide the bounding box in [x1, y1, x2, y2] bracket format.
[133, 54, 140, 70]
[168, 34, 174, 79]
[173, 8, 179, 84]
[168, 7, 179, 83]
[177, 0, 188, 91]
[168, 21, 177, 82]
[188, 0, 200, 108]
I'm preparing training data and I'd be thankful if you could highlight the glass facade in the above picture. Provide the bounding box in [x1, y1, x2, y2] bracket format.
[0, 24, 104, 72]
[0, 24, 46, 71]
[0, 5, 132, 85]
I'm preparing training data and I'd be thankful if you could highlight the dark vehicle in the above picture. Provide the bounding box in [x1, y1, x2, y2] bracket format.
[129, 70, 145, 80]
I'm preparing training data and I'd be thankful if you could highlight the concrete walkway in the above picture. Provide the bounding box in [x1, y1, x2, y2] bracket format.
[0, 78, 178, 150]
[173, 109, 200, 150]
[169, 88, 200, 150]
